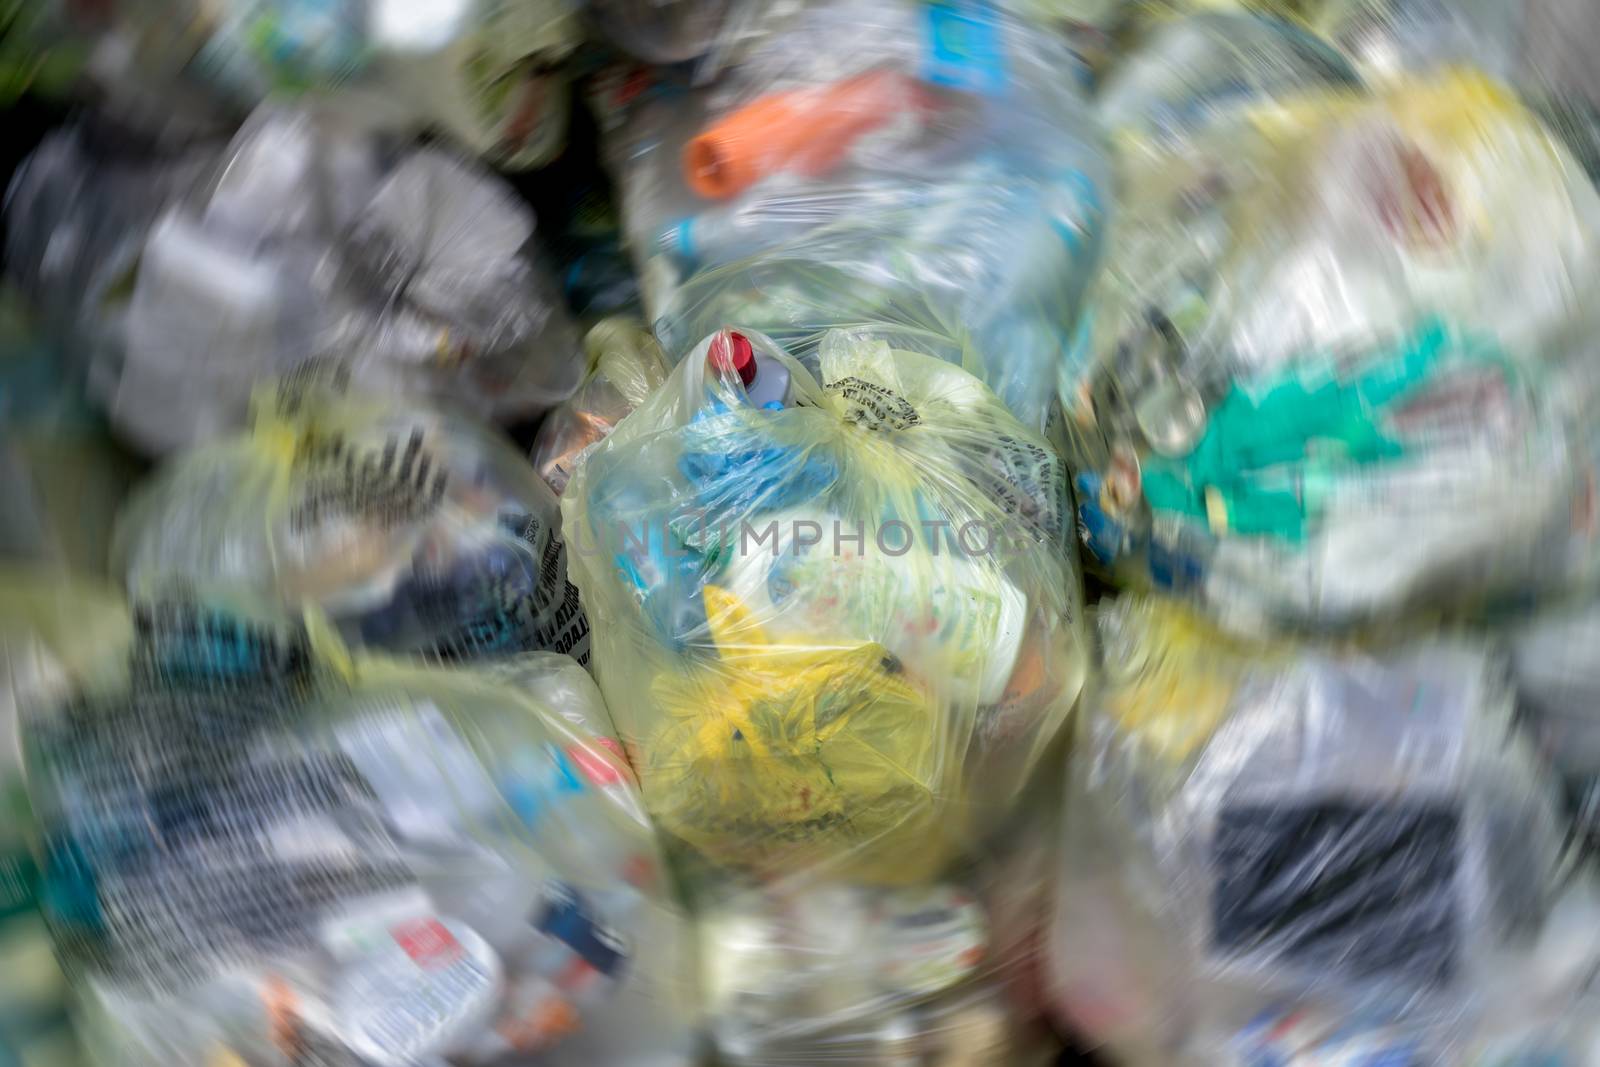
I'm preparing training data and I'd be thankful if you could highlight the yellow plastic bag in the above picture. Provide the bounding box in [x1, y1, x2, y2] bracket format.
[113, 379, 590, 665]
[563, 326, 1088, 884]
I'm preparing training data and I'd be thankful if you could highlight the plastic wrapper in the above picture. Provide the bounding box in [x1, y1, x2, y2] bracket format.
[1047, 596, 1583, 1066]
[0, 577, 132, 1067]
[16, 592, 695, 1067]
[530, 319, 671, 496]
[596, 0, 1109, 436]
[61, 104, 584, 454]
[113, 381, 591, 667]
[1062, 72, 1600, 632]
[562, 325, 1088, 890]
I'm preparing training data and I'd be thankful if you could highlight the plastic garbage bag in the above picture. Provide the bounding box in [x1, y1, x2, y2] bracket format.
[562, 325, 1088, 886]
[113, 379, 591, 667]
[1062, 72, 1600, 632]
[596, 0, 1109, 436]
[1508, 595, 1600, 858]
[17, 592, 696, 1067]
[530, 319, 671, 496]
[4, 122, 221, 395]
[1047, 596, 1577, 1067]
[74, 104, 583, 454]
[0, 576, 132, 1067]
[693, 774, 1065, 1067]
[369, 0, 582, 171]
[703, 903, 1049, 1066]
[1094, 11, 1359, 155]
[1311, 0, 1527, 87]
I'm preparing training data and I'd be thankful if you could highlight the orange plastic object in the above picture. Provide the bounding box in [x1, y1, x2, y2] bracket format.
[684, 69, 921, 200]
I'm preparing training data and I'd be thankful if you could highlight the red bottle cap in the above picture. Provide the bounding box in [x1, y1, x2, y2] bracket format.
[708, 330, 758, 387]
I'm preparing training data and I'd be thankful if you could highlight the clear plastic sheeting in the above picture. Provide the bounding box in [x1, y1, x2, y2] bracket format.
[1048, 596, 1583, 1067]
[1063, 72, 1600, 632]
[562, 326, 1087, 886]
[596, 0, 1109, 435]
[531, 318, 672, 496]
[114, 381, 591, 667]
[17, 594, 695, 1067]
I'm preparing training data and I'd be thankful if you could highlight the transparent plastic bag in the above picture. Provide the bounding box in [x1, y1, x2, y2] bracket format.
[101, 104, 583, 454]
[113, 380, 590, 667]
[1047, 596, 1577, 1067]
[597, 0, 1109, 435]
[562, 325, 1088, 888]
[1311, 0, 1527, 87]
[1094, 11, 1359, 155]
[18, 593, 696, 1067]
[1062, 72, 1600, 631]
[3, 122, 221, 396]
[530, 319, 672, 496]
[693, 772, 1066, 1066]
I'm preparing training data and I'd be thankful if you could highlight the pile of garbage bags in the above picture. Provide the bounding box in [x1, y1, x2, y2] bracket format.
[16, 590, 693, 1067]
[7, 0, 1600, 1064]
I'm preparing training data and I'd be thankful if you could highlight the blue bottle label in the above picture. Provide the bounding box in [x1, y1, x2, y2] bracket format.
[922, 0, 1008, 97]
